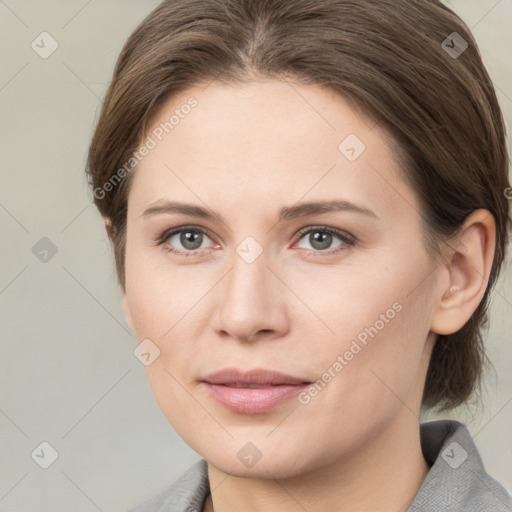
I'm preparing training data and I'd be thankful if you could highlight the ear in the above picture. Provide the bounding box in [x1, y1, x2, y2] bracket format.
[103, 217, 133, 330]
[104, 217, 114, 241]
[430, 209, 496, 335]
[122, 290, 135, 332]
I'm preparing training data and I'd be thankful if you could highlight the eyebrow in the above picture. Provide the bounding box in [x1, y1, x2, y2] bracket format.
[141, 199, 379, 223]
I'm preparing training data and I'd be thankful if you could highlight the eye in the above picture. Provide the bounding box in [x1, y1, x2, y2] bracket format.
[156, 224, 356, 258]
[293, 226, 355, 255]
[157, 225, 216, 257]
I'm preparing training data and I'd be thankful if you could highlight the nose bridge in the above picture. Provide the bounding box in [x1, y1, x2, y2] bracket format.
[216, 237, 279, 337]
[226, 238, 270, 302]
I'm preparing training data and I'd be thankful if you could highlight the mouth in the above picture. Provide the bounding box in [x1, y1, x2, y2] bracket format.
[200, 368, 311, 414]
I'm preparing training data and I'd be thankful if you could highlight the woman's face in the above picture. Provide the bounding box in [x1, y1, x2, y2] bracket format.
[122, 79, 440, 477]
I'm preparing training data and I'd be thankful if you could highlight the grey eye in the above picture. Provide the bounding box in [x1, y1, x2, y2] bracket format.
[167, 229, 211, 251]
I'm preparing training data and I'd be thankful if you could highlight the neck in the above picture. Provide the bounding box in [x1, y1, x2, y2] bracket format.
[204, 410, 430, 512]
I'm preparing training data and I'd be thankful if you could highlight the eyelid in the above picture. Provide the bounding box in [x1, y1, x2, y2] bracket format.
[294, 225, 356, 244]
[291, 225, 356, 256]
[157, 224, 216, 244]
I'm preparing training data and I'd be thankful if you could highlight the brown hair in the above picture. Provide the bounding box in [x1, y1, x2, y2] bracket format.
[86, 0, 511, 411]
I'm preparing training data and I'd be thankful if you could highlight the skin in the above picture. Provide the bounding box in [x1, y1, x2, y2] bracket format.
[118, 79, 495, 512]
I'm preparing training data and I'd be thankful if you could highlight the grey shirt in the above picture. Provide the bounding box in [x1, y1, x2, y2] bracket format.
[127, 419, 512, 512]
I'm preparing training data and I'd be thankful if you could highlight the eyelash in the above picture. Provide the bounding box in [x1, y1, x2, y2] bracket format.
[155, 224, 356, 258]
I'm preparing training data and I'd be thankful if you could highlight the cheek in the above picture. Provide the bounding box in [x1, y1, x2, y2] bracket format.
[123, 248, 210, 408]
[123, 242, 205, 336]
[283, 274, 432, 466]
[290, 249, 433, 407]
[284, 251, 420, 349]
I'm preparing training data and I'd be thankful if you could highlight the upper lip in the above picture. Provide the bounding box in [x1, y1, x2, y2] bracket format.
[202, 368, 310, 386]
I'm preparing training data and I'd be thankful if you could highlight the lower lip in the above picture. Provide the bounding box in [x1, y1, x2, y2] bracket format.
[201, 382, 309, 414]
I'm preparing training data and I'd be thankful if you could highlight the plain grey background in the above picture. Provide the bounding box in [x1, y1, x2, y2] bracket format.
[0, 1, 511, 511]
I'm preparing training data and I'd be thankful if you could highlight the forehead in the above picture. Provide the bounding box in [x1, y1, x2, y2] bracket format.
[128, 80, 417, 222]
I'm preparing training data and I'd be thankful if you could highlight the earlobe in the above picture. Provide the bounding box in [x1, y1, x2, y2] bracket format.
[430, 209, 496, 336]
[122, 291, 135, 332]
[104, 217, 114, 241]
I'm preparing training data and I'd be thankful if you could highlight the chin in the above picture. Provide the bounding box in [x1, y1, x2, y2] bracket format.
[195, 436, 320, 480]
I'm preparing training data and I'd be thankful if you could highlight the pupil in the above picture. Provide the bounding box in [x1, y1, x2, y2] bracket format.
[312, 231, 332, 250]
[182, 230, 201, 249]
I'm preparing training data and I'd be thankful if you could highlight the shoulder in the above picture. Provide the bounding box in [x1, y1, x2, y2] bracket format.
[408, 419, 512, 511]
[126, 459, 210, 512]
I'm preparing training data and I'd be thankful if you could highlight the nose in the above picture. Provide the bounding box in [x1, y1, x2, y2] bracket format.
[213, 245, 289, 344]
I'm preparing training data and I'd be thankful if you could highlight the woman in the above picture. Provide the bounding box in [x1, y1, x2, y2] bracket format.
[86, 0, 512, 510]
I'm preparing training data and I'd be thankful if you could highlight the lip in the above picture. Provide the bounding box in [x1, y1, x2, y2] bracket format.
[201, 368, 311, 414]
